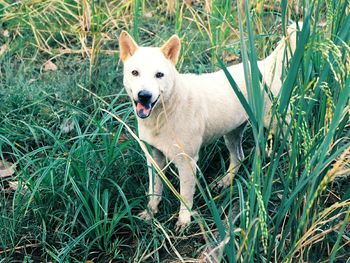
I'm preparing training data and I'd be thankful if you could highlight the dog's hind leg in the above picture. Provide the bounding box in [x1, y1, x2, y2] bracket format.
[264, 107, 291, 141]
[217, 125, 245, 189]
[139, 147, 166, 220]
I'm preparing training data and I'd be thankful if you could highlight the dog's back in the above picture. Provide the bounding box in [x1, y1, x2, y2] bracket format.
[177, 22, 301, 143]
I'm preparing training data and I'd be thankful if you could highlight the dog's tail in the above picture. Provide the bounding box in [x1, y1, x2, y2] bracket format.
[285, 22, 302, 56]
[261, 22, 302, 92]
[266, 21, 302, 66]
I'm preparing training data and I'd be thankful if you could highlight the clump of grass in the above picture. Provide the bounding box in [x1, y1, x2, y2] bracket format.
[1, 0, 350, 262]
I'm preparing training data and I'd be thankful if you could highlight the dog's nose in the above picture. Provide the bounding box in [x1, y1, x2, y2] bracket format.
[138, 90, 152, 103]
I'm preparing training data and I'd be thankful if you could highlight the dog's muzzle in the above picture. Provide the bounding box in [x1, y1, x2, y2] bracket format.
[134, 90, 159, 119]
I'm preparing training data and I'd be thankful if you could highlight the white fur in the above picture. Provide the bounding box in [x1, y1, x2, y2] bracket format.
[119, 23, 300, 228]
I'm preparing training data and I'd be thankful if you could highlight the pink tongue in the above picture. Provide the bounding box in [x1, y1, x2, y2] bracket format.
[136, 102, 151, 118]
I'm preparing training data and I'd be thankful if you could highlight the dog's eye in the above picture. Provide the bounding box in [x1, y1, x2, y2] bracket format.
[131, 70, 139, 76]
[155, 72, 164, 78]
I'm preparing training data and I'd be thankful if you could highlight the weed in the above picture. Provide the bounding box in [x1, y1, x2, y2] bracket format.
[0, 0, 349, 262]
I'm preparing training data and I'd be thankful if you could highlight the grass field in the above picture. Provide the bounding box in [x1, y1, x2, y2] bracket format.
[0, 0, 350, 262]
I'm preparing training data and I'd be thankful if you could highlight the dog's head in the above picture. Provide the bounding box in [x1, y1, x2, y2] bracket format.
[119, 31, 181, 119]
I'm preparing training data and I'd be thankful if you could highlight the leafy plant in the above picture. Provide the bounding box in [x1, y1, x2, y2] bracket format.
[0, 0, 349, 262]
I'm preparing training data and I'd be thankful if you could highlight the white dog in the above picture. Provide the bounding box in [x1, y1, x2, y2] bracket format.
[119, 23, 299, 228]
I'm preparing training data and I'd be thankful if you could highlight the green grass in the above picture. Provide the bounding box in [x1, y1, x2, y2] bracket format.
[1, 0, 350, 262]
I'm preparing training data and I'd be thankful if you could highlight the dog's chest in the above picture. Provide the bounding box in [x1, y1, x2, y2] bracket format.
[138, 122, 199, 160]
[139, 125, 174, 156]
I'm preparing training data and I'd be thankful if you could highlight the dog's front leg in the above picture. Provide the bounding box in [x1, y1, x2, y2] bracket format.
[139, 147, 166, 220]
[175, 156, 198, 229]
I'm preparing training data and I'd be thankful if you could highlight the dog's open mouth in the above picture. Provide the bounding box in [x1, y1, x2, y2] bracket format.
[134, 97, 159, 119]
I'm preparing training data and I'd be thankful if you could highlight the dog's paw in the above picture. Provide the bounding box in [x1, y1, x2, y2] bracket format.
[175, 212, 191, 232]
[138, 210, 152, 221]
[214, 179, 228, 190]
[214, 175, 232, 191]
[175, 219, 190, 232]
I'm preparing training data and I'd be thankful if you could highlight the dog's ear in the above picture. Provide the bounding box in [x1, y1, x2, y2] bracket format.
[160, 35, 181, 65]
[119, 31, 138, 62]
